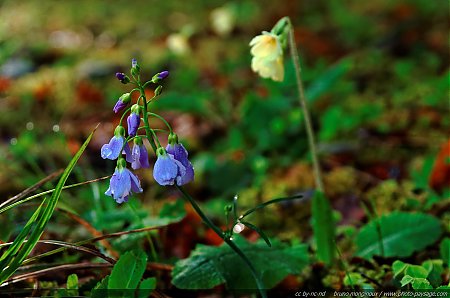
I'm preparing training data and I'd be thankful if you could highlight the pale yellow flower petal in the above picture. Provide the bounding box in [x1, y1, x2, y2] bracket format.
[250, 31, 284, 81]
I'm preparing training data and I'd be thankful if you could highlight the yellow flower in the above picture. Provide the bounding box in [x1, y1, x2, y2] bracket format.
[249, 31, 284, 81]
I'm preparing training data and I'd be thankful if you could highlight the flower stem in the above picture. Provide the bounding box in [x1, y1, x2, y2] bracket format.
[129, 202, 159, 262]
[147, 112, 173, 134]
[287, 22, 324, 193]
[138, 86, 158, 154]
[176, 185, 267, 298]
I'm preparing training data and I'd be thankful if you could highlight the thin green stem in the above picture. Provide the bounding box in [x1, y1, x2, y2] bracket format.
[129, 203, 159, 262]
[147, 112, 173, 133]
[287, 20, 324, 193]
[119, 106, 133, 125]
[149, 128, 162, 148]
[176, 185, 267, 298]
[138, 86, 158, 154]
[335, 241, 355, 290]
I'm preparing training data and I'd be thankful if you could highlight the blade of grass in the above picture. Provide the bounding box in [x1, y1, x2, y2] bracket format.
[0, 125, 97, 284]
[0, 169, 63, 210]
[0, 176, 110, 215]
[2, 263, 112, 286]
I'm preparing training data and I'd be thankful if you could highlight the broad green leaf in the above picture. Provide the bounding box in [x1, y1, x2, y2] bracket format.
[356, 212, 442, 259]
[172, 237, 308, 290]
[137, 277, 156, 298]
[67, 273, 78, 289]
[66, 274, 79, 297]
[440, 238, 449, 267]
[422, 260, 443, 287]
[392, 260, 407, 278]
[411, 278, 433, 290]
[401, 275, 414, 287]
[405, 265, 428, 278]
[0, 127, 96, 283]
[312, 191, 335, 265]
[108, 250, 147, 290]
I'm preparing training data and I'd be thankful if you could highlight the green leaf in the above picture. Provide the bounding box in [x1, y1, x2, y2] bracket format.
[400, 275, 414, 287]
[108, 250, 147, 290]
[66, 274, 79, 296]
[411, 278, 433, 290]
[392, 260, 407, 278]
[137, 277, 156, 298]
[356, 212, 442, 259]
[312, 191, 335, 265]
[240, 221, 271, 247]
[172, 237, 308, 290]
[422, 260, 443, 287]
[405, 265, 428, 278]
[67, 273, 78, 289]
[0, 127, 96, 283]
[440, 238, 449, 267]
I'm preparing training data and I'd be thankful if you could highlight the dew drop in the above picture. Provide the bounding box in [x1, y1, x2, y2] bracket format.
[10, 138, 17, 145]
[52, 124, 60, 132]
[26, 122, 34, 130]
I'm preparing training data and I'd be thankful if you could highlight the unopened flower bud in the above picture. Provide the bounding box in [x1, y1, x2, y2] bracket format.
[224, 205, 233, 213]
[115, 72, 130, 84]
[151, 71, 169, 83]
[131, 58, 140, 76]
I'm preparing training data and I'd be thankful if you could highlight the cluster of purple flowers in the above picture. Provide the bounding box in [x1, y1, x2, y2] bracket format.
[101, 63, 194, 204]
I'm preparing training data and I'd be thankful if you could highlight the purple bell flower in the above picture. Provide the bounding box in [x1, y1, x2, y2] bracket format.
[131, 137, 150, 170]
[153, 147, 186, 186]
[101, 126, 131, 160]
[105, 158, 143, 204]
[113, 93, 131, 113]
[166, 139, 194, 185]
[113, 100, 127, 114]
[127, 104, 140, 137]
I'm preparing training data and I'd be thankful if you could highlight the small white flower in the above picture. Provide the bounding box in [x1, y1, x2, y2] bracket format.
[249, 31, 284, 82]
[233, 222, 245, 234]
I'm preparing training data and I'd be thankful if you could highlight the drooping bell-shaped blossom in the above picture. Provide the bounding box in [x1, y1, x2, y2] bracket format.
[101, 126, 131, 160]
[166, 133, 194, 185]
[131, 137, 150, 170]
[249, 31, 284, 82]
[153, 147, 186, 186]
[105, 157, 143, 204]
[113, 92, 131, 113]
